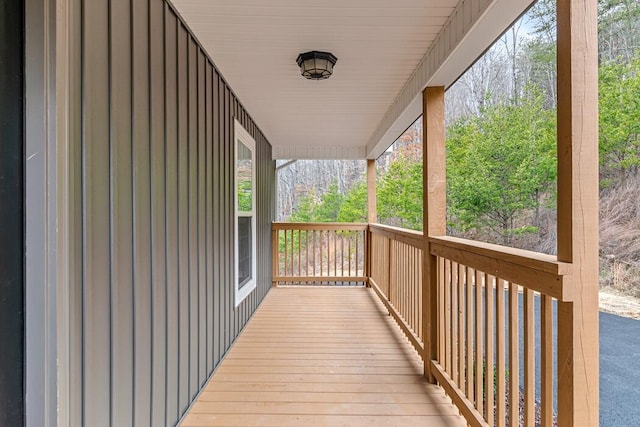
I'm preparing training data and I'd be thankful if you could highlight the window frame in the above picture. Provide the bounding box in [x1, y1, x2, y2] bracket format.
[234, 119, 257, 306]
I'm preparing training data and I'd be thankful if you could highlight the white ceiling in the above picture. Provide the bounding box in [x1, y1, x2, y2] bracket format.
[171, 0, 532, 159]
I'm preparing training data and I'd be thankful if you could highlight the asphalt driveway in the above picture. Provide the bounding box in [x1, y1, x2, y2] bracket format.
[600, 311, 640, 426]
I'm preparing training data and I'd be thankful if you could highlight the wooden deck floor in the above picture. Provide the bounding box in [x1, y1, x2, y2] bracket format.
[180, 287, 465, 427]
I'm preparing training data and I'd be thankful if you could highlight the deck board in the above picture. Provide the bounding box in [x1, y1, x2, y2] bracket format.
[180, 287, 465, 427]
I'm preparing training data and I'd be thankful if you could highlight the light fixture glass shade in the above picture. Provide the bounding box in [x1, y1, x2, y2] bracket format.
[296, 51, 338, 80]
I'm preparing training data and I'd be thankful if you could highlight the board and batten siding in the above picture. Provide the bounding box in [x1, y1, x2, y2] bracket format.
[66, 0, 275, 425]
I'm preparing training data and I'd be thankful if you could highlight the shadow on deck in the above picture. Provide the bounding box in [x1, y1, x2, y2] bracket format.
[180, 287, 464, 426]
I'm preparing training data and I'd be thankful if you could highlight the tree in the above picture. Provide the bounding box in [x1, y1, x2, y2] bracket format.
[377, 155, 423, 231]
[314, 182, 345, 222]
[337, 180, 367, 223]
[446, 88, 556, 245]
[289, 190, 318, 223]
[290, 181, 346, 223]
[599, 54, 640, 187]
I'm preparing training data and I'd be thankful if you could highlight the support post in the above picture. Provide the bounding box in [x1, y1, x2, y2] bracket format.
[272, 228, 279, 286]
[365, 159, 377, 283]
[367, 159, 377, 223]
[556, 0, 599, 425]
[422, 86, 446, 382]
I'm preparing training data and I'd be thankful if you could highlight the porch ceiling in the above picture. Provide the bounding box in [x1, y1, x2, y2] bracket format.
[171, 0, 533, 160]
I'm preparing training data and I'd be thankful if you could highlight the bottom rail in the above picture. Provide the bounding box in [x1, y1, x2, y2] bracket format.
[369, 278, 423, 356]
[431, 361, 488, 427]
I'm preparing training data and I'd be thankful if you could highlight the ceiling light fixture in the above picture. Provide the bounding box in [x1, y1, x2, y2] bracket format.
[296, 51, 338, 80]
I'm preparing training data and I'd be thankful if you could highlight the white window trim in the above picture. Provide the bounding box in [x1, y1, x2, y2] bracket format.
[234, 119, 257, 306]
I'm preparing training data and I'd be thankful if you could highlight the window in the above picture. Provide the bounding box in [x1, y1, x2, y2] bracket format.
[235, 120, 257, 306]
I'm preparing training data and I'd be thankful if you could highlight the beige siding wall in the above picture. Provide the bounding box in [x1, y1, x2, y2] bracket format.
[66, 0, 275, 425]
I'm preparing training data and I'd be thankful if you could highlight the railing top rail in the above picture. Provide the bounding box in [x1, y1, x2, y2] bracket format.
[272, 222, 368, 231]
[271, 221, 574, 300]
[429, 235, 574, 301]
[429, 235, 571, 276]
[369, 223, 423, 249]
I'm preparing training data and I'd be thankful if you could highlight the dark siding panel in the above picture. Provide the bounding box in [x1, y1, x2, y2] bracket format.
[176, 22, 190, 416]
[110, 0, 135, 423]
[132, 0, 152, 424]
[68, 0, 83, 423]
[223, 84, 231, 353]
[163, 7, 179, 424]
[149, 0, 167, 425]
[205, 62, 214, 377]
[187, 38, 198, 401]
[83, 0, 112, 423]
[198, 51, 207, 387]
[213, 71, 222, 368]
[70, 1, 274, 425]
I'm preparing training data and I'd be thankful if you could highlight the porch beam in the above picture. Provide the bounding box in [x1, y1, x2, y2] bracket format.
[422, 86, 446, 383]
[556, 0, 599, 425]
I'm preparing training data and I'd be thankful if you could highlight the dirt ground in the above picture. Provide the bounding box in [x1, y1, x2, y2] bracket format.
[600, 290, 640, 320]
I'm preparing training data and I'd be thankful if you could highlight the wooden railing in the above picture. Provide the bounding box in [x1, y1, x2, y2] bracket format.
[368, 224, 424, 354]
[428, 236, 572, 427]
[272, 223, 368, 285]
[271, 222, 576, 427]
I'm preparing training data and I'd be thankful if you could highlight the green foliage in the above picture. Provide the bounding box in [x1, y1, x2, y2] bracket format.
[446, 88, 556, 244]
[314, 182, 345, 222]
[599, 55, 640, 187]
[377, 155, 423, 231]
[237, 178, 252, 212]
[289, 190, 318, 223]
[337, 180, 367, 223]
[290, 182, 345, 223]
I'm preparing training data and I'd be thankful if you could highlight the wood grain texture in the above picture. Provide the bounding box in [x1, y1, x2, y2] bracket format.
[423, 86, 446, 383]
[180, 287, 464, 427]
[508, 282, 519, 427]
[430, 240, 571, 301]
[556, 0, 600, 425]
[367, 159, 377, 223]
[370, 223, 423, 249]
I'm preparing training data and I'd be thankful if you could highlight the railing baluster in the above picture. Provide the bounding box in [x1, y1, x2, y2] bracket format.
[439, 257, 446, 364]
[466, 266, 473, 399]
[416, 248, 420, 338]
[444, 259, 451, 375]
[485, 274, 494, 426]
[272, 229, 278, 285]
[508, 282, 520, 427]
[292, 229, 296, 277]
[319, 230, 323, 279]
[284, 229, 288, 277]
[524, 288, 535, 427]
[297, 230, 301, 278]
[340, 230, 343, 280]
[348, 234, 352, 277]
[451, 261, 458, 385]
[458, 263, 465, 391]
[305, 230, 309, 278]
[335, 230, 339, 280]
[404, 244, 408, 323]
[541, 295, 553, 427]
[312, 230, 316, 278]
[496, 278, 506, 427]
[475, 269, 483, 415]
